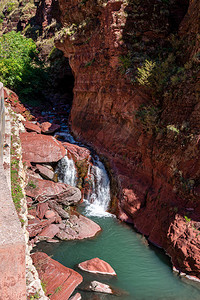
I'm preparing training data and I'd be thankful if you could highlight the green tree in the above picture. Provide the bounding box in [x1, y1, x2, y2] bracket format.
[0, 31, 47, 105]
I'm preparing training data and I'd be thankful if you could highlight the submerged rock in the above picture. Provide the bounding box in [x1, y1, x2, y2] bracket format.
[84, 281, 113, 294]
[81, 281, 128, 297]
[32, 252, 83, 300]
[78, 257, 116, 276]
[69, 293, 82, 300]
[20, 132, 66, 163]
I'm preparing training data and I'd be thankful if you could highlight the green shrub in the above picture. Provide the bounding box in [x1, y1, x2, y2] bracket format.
[0, 31, 37, 86]
[184, 216, 191, 223]
[119, 54, 132, 74]
[28, 180, 37, 189]
[167, 125, 179, 134]
[0, 12, 4, 24]
[4, 1, 18, 14]
[135, 105, 159, 132]
[136, 59, 156, 86]
[0, 31, 48, 105]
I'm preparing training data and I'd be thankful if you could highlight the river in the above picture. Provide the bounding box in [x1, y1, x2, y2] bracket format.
[36, 110, 200, 299]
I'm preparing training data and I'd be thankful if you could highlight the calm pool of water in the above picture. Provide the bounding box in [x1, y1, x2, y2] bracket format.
[36, 210, 200, 300]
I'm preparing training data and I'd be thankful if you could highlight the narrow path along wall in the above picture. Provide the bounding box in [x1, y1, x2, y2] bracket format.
[0, 82, 26, 300]
[0, 82, 5, 161]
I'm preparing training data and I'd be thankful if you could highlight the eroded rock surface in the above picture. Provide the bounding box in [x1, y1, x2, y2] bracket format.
[32, 252, 83, 300]
[23, 121, 41, 134]
[56, 213, 101, 240]
[63, 142, 91, 162]
[55, 0, 200, 277]
[36, 164, 55, 181]
[26, 174, 81, 205]
[20, 132, 66, 163]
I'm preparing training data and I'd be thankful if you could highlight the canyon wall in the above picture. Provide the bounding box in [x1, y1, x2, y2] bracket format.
[55, 0, 200, 277]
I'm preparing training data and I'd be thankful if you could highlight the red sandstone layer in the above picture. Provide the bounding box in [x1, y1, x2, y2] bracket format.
[55, 0, 200, 277]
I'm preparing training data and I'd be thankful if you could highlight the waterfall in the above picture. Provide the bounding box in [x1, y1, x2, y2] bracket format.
[56, 153, 77, 186]
[84, 157, 112, 218]
[55, 124, 112, 217]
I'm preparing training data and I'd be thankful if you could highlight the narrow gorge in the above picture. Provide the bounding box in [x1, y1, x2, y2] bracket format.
[54, 0, 200, 279]
[0, 0, 200, 299]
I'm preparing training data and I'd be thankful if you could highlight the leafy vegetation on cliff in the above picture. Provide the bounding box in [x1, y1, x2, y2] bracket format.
[0, 31, 47, 104]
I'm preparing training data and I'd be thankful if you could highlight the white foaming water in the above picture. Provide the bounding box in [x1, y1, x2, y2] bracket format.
[84, 157, 112, 218]
[56, 153, 77, 186]
[55, 122, 112, 218]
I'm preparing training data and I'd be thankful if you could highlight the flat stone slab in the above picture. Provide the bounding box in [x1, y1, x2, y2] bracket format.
[23, 121, 41, 134]
[36, 164, 55, 180]
[56, 214, 101, 240]
[32, 252, 83, 300]
[41, 122, 60, 134]
[39, 224, 60, 239]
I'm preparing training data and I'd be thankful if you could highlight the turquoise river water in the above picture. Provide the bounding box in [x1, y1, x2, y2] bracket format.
[37, 113, 200, 299]
[37, 207, 200, 300]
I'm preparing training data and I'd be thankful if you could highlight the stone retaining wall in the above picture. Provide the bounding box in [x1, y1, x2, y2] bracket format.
[0, 82, 5, 161]
[0, 82, 26, 299]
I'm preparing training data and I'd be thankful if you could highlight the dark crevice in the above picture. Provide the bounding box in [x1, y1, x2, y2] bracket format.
[169, 0, 189, 33]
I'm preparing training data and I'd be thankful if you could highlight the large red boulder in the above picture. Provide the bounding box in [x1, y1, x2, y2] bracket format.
[78, 258, 116, 275]
[20, 132, 66, 163]
[26, 174, 81, 205]
[56, 213, 101, 240]
[32, 252, 83, 300]
[62, 142, 91, 161]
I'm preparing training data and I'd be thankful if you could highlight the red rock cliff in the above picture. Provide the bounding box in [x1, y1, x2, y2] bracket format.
[55, 0, 200, 277]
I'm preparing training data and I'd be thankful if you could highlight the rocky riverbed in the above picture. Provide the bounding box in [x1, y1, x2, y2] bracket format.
[5, 87, 119, 299]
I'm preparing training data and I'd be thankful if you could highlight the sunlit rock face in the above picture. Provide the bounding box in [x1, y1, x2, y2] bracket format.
[55, 0, 200, 277]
